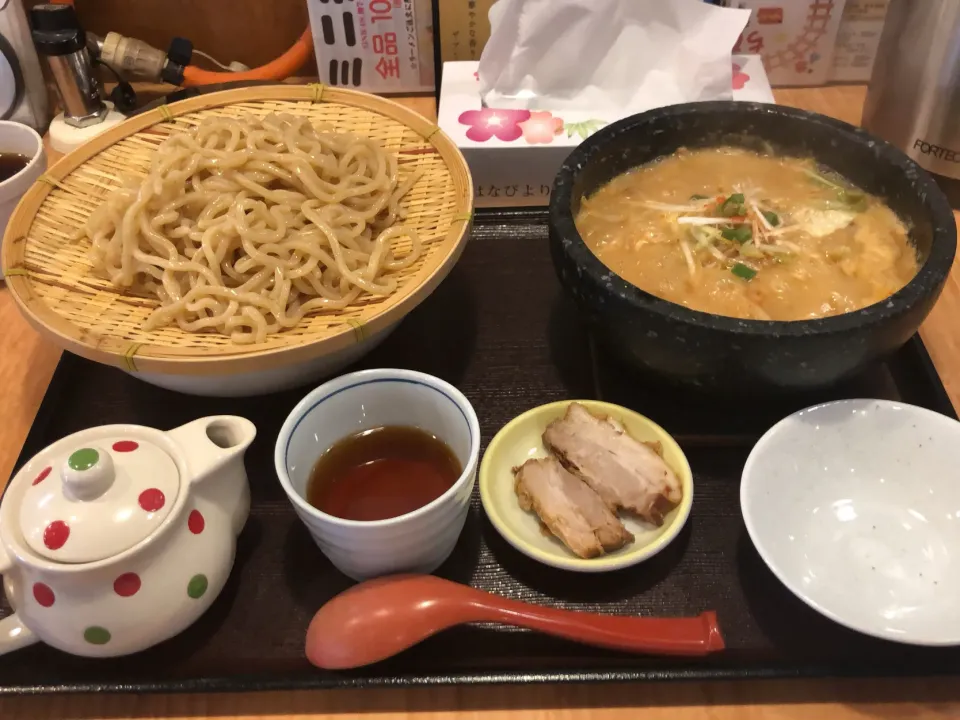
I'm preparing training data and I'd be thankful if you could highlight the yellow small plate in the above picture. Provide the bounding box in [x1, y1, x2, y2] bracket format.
[479, 400, 693, 572]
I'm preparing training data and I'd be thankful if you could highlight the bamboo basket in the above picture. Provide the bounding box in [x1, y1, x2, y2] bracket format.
[1, 85, 473, 381]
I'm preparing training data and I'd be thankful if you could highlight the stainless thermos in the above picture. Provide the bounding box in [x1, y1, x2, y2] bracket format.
[862, 0, 960, 205]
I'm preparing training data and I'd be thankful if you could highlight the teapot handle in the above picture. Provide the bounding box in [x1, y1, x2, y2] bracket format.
[0, 614, 37, 656]
[0, 544, 38, 656]
[167, 416, 257, 484]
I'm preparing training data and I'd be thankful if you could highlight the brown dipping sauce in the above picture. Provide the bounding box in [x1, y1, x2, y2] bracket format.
[306, 425, 462, 522]
[0, 153, 29, 183]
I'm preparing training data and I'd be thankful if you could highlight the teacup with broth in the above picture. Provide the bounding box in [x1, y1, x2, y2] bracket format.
[275, 369, 481, 580]
[0, 120, 45, 266]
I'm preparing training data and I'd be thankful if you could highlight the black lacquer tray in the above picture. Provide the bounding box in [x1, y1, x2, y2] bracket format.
[2, 210, 959, 695]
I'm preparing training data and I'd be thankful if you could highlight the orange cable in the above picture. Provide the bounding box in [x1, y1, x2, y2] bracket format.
[180, 28, 313, 87]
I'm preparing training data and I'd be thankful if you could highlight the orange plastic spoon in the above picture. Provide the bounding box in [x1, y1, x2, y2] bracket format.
[306, 574, 724, 670]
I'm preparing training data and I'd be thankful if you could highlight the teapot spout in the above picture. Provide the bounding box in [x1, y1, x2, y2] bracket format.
[167, 416, 257, 484]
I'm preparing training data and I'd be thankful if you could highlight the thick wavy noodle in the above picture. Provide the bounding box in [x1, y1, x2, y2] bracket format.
[85, 113, 423, 344]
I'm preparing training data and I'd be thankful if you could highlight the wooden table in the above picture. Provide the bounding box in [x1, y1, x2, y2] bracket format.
[2, 87, 959, 720]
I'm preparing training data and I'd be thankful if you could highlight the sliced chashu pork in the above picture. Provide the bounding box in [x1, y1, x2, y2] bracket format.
[543, 402, 682, 526]
[514, 457, 633, 559]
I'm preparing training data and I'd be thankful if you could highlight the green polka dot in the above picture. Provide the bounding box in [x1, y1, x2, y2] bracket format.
[68, 448, 99, 471]
[83, 626, 111, 645]
[187, 574, 208, 599]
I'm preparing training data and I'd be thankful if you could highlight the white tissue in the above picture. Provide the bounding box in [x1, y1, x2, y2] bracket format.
[478, 0, 751, 113]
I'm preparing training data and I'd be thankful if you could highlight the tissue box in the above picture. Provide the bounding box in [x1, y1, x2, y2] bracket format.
[437, 57, 775, 208]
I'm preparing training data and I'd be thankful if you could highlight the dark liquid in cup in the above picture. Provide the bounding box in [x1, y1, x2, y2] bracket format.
[306, 425, 462, 521]
[0, 153, 29, 183]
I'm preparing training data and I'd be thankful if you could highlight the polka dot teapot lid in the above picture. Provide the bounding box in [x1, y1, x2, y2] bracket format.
[19, 435, 180, 563]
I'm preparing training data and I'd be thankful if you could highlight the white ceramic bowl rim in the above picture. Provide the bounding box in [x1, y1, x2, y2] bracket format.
[741, 397, 960, 646]
[274, 368, 481, 529]
[0, 120, 44, 194]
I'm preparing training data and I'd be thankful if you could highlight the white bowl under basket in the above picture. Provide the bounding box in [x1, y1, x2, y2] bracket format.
[1, 85, 473, 396]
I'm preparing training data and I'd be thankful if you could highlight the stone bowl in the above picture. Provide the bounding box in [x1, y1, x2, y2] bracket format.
[548, 101, 957, 393]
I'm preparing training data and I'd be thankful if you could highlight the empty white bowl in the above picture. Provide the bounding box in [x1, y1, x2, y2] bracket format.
[742, 399, 960, 646]
[274, 369, 480, 581]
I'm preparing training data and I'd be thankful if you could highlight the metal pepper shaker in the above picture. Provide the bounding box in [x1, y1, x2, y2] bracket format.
[29, 2, 107, 128]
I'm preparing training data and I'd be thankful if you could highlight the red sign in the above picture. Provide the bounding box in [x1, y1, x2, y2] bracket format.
[757, 7, 784, 24]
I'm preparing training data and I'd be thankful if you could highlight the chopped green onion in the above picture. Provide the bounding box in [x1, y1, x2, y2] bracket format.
[721, 225, 753, 243]
[690, 194, 709, 201]
[720, 193, 746, 217]
[803, 167, 847, 192]
[731, 262, 757, 281]
[837, 190, 868, 212]
[761, 210, 781, 226]
[805, 168, 869, 211]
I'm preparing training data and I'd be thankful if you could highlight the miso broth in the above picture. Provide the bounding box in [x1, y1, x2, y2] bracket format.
[574, 147, 918, 321]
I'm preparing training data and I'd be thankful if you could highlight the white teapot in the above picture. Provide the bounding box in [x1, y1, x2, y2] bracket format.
[0, 416, 255, 657]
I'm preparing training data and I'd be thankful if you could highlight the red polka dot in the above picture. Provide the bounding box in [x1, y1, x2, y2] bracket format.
[113, 572, 141, 597]
[112, 440, 139, 453]
[138, 488, 165, 512]
[188, 509, 205, 535]
[32, 583, 55, 607]
[43, 521, 69, 550]
[32, 467, 51, 486]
